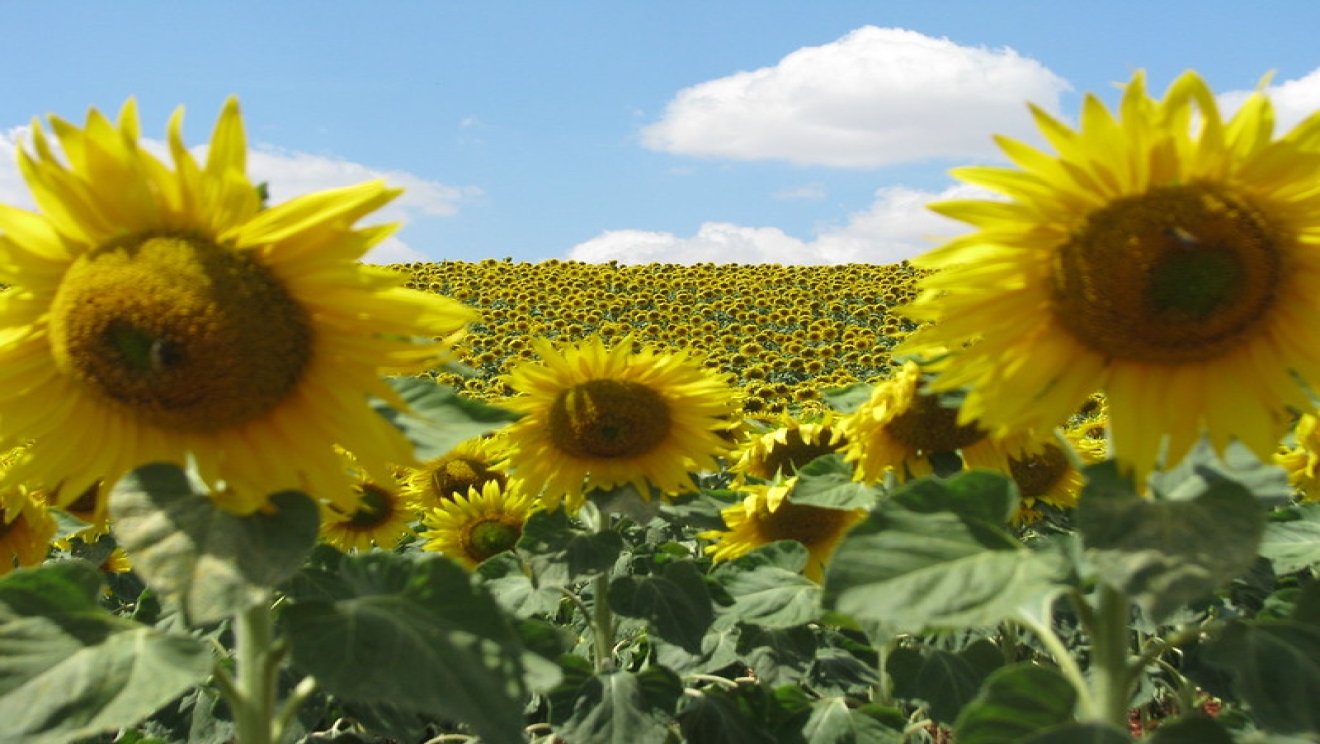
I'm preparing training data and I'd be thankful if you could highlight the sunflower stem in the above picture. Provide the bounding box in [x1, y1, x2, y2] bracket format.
[582, 502, 617, 672]
[229, 594, 280, 744]
[1087, 583, 1135, 729]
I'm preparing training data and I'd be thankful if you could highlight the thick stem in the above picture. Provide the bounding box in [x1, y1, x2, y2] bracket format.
[1014, 608, 1097, 720]
[1088, 583, 1134, 728]
[230, 596, 278, 744]
[581, 502, 616, 672]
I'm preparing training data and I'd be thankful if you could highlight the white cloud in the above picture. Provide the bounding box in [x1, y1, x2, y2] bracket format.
[1219, 68, 1320, 133]
[0, 130, 475, 264]
[642, 26, 1069, 168]
[567, 183, 989, 265]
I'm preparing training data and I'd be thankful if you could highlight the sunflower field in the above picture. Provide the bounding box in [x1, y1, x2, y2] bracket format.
[3, 71, 1320, 744]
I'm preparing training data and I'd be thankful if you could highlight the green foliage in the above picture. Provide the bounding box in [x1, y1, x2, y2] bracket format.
[375, 375, 519, 459]
[109, 462, 320, 625]
[548, 665, 684, 744]
[0, 561, 211, 744]
[952, 664, 1079, 744]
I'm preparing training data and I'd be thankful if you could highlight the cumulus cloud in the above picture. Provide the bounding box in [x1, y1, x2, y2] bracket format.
[1218, 68, 1320, 133]
[567, 183, 989, 265]
[0, 129, 475, 263]
[641, 26, 1069, 167]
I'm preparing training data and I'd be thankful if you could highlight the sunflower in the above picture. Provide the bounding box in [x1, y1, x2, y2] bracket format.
[730, 413, 847, 483]
[701, 484, 867, 583]
[1276, 413, 1320, 502]
[402, 435, 510, 511]
[419, 480, 538, 570]
[0, 98, 476, 513]
[981, 425, 1107, 524]
[0, 493, 57, 576]
[841, 360, 1000, 483]
[900, 71, 1320, 480]
[320, 457, 415, 553]
[501, 335, 738, 511]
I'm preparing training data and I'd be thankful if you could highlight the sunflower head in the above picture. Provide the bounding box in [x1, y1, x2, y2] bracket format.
[0, 98, 477, 513]
[502, 335, 738, 511]
[419, 480, 538, 570]
[731, 413, 848, 483]
[403, 435, 510, 510]
[0, 493, 57, 576]
[900, 70, 1320, 480]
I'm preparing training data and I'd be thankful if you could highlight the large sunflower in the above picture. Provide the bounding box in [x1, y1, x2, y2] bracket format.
[900, 71, 1320, 479]
[0, 99, 476, 513]
[501, 335, 738, 511]
[0, 493, 57, 576]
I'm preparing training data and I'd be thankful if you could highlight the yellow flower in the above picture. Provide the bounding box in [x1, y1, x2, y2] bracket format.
[730, 413, 847, 483]
[981, 426, 1107, 524]
[320, 464, 416, 554]
[901, 71, 1320, 480]
[1276, 413, 1320, 502]
[419, 480, 538, 570]
[502, 335, 738, 511]
[0, 493, 57, 576]
[0, 98, 476, 513]
[701, 484, 867, 583]
[402, 435, 510, 510]
[841, 361, 998, 483]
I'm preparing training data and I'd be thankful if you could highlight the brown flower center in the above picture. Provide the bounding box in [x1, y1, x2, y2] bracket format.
[548, 379, 672, 458]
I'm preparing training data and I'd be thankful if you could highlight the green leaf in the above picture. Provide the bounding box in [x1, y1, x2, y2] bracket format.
[887, 640, 1005, 726]
[1076, 460, 1266, 622]
[802, 697, 903, 744]
[518, 508, 625, 585]
[476, 551, 566, 618]
[790, 454, 886, 511]
[1149, 437, 1293, 507]
[1260, 503, 1320, 574]
[952, 663, 1078, 744]
[109, 462, 319, 625]
[609, 559, 714, 654]
[1195, 619, 1320, 734]
[0, 561, 212, 744]
[1146, 716, 1234, 744]
[825, 500, 1065, 636]
[894, 469, 1019, 526]
[282, 552, 531, 744]
[552, 667, 684, 744]
[677, 686, 777, 744]
[377, 376, 519, 460]
[1020, 722, 1132, 743]
[822, 382, 874, 415]
[716, 543, 823, 628]
[737, 625, 819, 687]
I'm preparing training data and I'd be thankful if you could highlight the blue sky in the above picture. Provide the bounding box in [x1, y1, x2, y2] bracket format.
[5, 1, 1320, 265]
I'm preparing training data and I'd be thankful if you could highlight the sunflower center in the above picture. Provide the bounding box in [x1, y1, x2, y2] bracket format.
[48, 233, 312, 433]
[1052, 183, 1283, 363]
[884, 394, 985, 452]
[1007, 444, 1070, 499]
[345, 483, 397, 529]
[465, 518, 521, 563]
[548, 379, 672, 459]
[762, 502, 853, 547]
[430, 456, 506, 501]
[753, 429, 844, 479]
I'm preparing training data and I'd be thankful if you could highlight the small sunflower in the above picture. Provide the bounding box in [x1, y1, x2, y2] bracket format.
[320, 470, 416, 554]
[901, 70, 1320, 480]
[419, 480, 538, 570]
[0, 98, 476, 513]
[841, 361, 999, 483]
[501, 335, 738, 511]
[701, 485, 867, 583]
[0, 493, 57, 576]
[982, 426, 1107, 524]
[730, 413, 847, 483]
[1276, 413, 1320, 502]
[402, 435, 510, 511]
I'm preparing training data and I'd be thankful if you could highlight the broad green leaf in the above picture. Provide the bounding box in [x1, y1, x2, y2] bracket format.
[1020, 722, 1132, 743]
[894, 469, 1019, 527]
[791, 454, 886, 510]
[1146, 716, 1234, 744]
[376, 376, 519, 460]
[1148, 437, 1292, 507]
[802, 697, 903, 744]
[825, 502, 1066, 636]
[109, 463, 319, 625]
[716, 542, 823, 628]
[0, 561, 211, 744]
[282, 552, 531, 744]
[476, 551, 566, 618]
[822, 382, 874, 415]
[809, 646, 882, 698]
[1077, 460, 1266, 622]
[1260, 503, 1320, 574]
[887, 640, 1005, 726]
[519, 508, 624, 586]
[1195, 619, 1320, 734]
[609, 559, 714, 654]
[552, 667, 684, 744]
[737, 625, 818, 687]
[953, 664, 1078, 744]
[678, 686, 778, 744]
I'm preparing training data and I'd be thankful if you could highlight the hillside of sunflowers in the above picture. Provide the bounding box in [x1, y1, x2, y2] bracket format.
[4, 70, 1320, 744]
